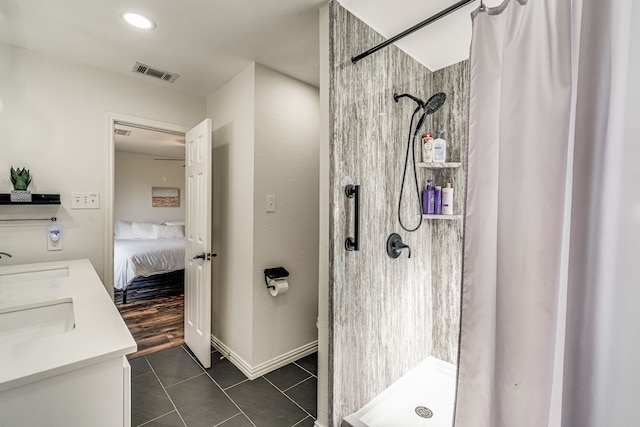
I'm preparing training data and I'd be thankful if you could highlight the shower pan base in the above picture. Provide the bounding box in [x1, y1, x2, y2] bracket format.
[343, 356, 456, 427]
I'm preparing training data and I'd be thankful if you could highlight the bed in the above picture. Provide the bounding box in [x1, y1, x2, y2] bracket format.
[113, 220, 186, 303]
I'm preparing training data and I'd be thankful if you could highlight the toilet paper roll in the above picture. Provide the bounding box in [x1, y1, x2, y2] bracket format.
[268, 278, 289, 297]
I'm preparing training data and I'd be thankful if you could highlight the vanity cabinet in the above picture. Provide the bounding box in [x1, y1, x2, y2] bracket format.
[0, 356, 131, 427]
[0, 259, 136, 427]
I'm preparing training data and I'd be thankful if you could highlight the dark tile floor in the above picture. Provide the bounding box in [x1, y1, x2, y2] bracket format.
[130, 345, 318, 427]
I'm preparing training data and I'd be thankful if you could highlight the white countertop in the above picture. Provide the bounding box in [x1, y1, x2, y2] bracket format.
[0, 259, 137, 392]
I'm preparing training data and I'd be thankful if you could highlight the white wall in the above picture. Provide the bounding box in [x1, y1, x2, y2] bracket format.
[0, 42, 205, 284]
[208, 64, 256, 365]
[207, 63, 320, 373]
[253, 64, 320, 365]
[114, 152, 185, 223]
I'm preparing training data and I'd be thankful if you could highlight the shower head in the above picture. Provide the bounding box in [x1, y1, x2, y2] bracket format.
[424, 92, 446, 114]
[393, 92, 446, 115]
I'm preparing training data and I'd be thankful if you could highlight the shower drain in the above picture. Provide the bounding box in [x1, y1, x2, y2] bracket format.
[415, 406, 433, 418]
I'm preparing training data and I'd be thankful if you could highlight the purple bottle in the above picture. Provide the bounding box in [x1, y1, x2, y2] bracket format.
[425, 180, 435, 214]
[434, 185, 442, 214]
[422, 180, 433, 214]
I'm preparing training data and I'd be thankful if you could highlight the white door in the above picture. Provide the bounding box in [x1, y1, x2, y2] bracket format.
[184, 118, 213, 368]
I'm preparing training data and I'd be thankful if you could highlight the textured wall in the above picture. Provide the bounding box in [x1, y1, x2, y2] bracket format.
[429, 60, 469, 363]
[328, 2, 434, 425]
[326, 1, 470, 424]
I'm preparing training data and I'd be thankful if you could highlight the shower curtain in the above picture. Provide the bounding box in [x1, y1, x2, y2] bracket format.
[455, 0, 640, 426]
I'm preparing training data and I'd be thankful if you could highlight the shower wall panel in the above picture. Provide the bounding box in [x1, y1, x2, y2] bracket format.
[328, 2, 434, 425]
[429, 60, 469, 363]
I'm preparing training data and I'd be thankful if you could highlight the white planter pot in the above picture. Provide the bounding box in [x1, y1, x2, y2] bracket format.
[10, 190, 32, 202]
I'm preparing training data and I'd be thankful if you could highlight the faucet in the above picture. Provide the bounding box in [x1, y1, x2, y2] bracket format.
[386, 234, 412, 259]
[0, 252, 13, 259]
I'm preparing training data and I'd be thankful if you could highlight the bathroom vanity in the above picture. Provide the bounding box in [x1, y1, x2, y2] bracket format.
[0, 259, 136, 427]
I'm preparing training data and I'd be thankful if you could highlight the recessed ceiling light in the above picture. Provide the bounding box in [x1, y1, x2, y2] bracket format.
[122, 12, 156, 30]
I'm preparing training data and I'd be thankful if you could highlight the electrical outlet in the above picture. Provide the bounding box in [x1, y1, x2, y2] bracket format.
[47, 227, 62, 251]
[71, 192, 100, 209]
[266, 195, 276, 212]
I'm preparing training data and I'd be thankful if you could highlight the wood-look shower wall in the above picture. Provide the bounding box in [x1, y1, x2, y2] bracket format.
[327, 2, 469, 425]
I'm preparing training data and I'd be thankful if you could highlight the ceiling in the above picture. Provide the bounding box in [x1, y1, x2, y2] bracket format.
[1, 0, 501, 155]
[340, 0, 502, 71]
[114, 124, 185, 158]
[0, 0, 503, 100]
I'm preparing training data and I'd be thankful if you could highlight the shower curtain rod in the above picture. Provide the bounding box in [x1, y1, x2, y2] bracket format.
[351, 0, 477, 64]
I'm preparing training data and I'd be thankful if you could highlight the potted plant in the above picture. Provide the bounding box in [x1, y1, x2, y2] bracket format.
[10, 167, 32, 202]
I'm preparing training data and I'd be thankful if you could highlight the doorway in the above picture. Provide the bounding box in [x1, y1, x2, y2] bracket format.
[106, 113, 188, 358]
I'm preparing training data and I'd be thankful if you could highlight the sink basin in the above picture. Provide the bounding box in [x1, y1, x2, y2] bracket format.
[0, 298, 75, 342]
[0, 266, 69, 285]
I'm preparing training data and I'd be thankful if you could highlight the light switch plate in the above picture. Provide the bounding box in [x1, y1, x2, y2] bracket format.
[266, 195, 276, 212]
[71, 192, 100, 209]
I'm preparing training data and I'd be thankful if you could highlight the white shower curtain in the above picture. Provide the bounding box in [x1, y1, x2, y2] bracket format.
[455, 0, 640, 426]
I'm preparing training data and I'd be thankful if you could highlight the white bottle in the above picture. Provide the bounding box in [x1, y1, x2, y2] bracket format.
[441, 182, 454, 215]
[421, 133, 433, 163]
[432, 130, 447, 163]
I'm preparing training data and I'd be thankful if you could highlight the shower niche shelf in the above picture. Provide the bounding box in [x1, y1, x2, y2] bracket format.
[417, 162, 461, 169]
[0, 193, 61, 205]
[423, 214, 462, 221]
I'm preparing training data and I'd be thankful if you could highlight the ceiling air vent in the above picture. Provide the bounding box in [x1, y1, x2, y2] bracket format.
[114, 129, 131, 136]
[132, 62, 179, 83]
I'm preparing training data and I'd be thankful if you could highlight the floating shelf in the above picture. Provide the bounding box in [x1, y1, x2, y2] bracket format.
[423, 214, 462, 220]
[0, 193, 61, 205]
[417, 162, 462, 169]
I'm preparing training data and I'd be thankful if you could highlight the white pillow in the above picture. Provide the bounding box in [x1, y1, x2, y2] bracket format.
[114, 220, 135, 240]
[163, 221, 185, 226]
[132, 222, 157, 239]
[153, 224, 185, 239]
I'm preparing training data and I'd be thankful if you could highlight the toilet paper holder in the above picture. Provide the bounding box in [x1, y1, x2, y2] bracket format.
[264, 267, 289, 290]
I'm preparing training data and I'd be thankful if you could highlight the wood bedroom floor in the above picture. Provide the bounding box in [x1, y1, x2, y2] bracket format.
[115, 271, 185, 359]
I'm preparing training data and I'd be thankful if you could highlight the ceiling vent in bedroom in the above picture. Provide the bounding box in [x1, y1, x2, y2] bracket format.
[132, 62, 179, 83]
[114, 129, 131, 136]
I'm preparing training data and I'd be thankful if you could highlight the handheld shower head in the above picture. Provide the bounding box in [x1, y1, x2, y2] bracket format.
[393, 92, 446, 115]
[424, 92, 446, 115]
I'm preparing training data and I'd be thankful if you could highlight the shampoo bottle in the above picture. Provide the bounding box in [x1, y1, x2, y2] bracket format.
[432, 130, 447, 163]
[421, 133, 433, 163]
[441, 183, 454, 215]
[434, 185, 442, 214]
[427, 181, 435, 214]
[422, 180, 434, 214]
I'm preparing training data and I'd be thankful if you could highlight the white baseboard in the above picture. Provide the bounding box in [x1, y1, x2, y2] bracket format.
[210, 335, 318, 380]
[313, 422, 326, 427]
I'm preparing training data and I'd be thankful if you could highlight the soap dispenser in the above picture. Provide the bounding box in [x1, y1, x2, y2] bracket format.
[432, 130, 447, 163]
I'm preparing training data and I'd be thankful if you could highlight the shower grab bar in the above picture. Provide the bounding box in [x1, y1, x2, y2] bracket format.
[0, 217, 57, 222]
[345, 184, 360, 251]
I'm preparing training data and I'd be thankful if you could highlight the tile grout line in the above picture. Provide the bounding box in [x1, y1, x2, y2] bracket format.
[200, 367, 257, 427]
[282, 375, 314, 393]
[292, 416, 315, 427]
[212, 413, 249, 427]
[262, 375, 315, 424]
[145, 356, 188, 427]
[136, 410, 177, 427]
[164, 372, 206, 389]
[180, 346, 258, 427]
[293, 361, 318, 379]
[223, 377, 250, 391]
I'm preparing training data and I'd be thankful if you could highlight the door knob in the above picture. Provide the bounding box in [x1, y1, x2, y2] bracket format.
[193, 252, 217, 260]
